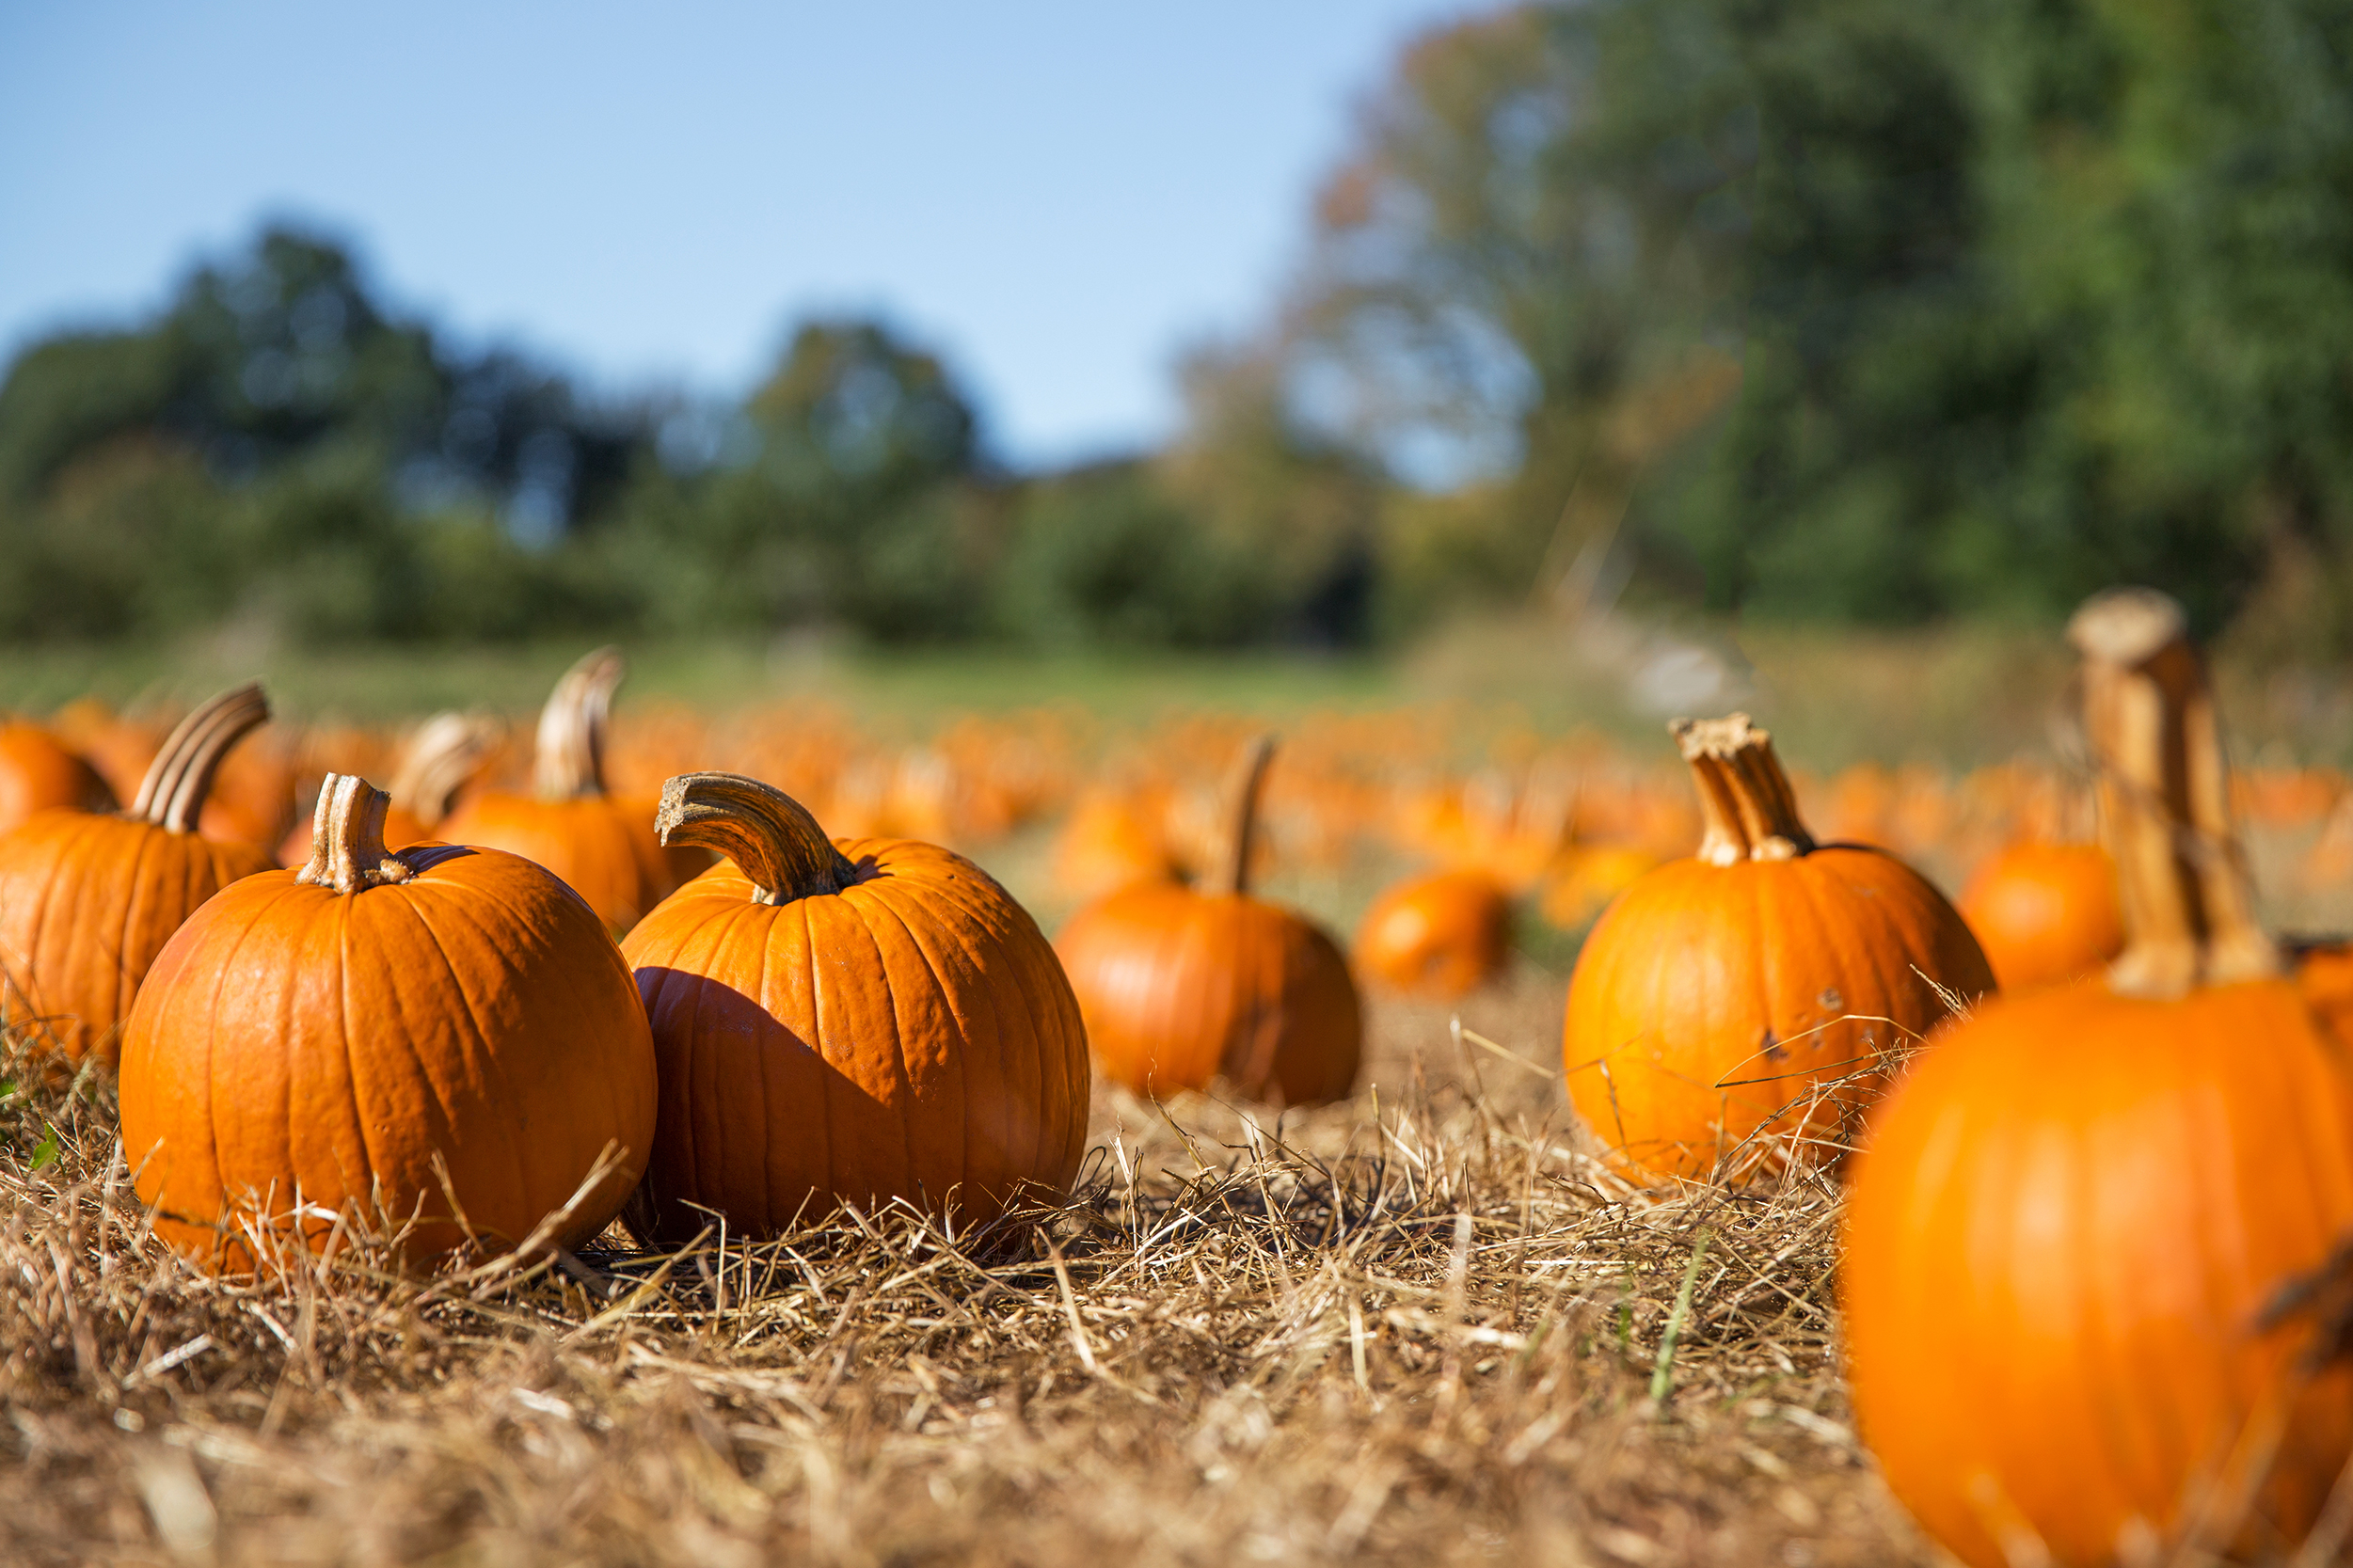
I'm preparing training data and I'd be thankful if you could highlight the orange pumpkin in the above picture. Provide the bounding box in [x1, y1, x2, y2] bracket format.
[1562, 715, 1993, 1181]
[1845, 588, 2353, 1566]
[0, 720, 116, 832]
[1956, 840, 2123, 990]
[119, 774, 656, 1271]
[280, 710, 500, 866]
[1354, 866, 1511, 999]
[619, 772, 1089, 1239]
[1057, 736, 1361, 1105]
[0, 685, 279, 1070]
[440, 647, 678, 934]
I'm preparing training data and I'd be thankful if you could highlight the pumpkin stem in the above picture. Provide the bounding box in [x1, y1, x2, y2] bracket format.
[390, 711, 500, 829]
[655, 772, 856, 906]
[2069, 587, 2276, 998]
[127, 683, 271, 834]
[533, 646, 623, 801]
[1672, 714, 1816, 866]
[1221, 733, 1279, 897]
[296, 774, 417, 895]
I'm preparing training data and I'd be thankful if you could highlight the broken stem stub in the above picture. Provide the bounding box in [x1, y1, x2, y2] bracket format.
[1673, 714, 1817, 867]
[297, 774, 417, 895]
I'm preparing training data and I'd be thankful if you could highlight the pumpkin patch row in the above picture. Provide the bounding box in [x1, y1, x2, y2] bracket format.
[1, 593, 2349, 1564]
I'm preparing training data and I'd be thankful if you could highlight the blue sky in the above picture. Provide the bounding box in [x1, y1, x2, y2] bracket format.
[0, 3, 1474, 467]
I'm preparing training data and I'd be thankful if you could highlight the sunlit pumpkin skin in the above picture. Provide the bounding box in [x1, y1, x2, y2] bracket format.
[621, 772, 1089, 1240]
[440, 648, 677, 934]
[1845, 589, 2353, 1566]
[1956, 841, 2123, 990]
[1057, 736, 1362, 1106]
[1353, 866, 1510, 999]
[0, 721, 115, 832]
[0, 685, 278, 1070]
[1563, 715, 1993, 1182]
[1845, 979, 2353, 1566]
[120, 775, 656, 1272]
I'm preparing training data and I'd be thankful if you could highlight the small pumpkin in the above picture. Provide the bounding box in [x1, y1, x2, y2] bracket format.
[0, 719, 116, 831]
[120, 774, 656, 1271]
[1057, 736, 1361, 1105]
[1354, 866, 1511, 999]
[1844, 588, 2353, 1566]
[440, 647, 678, 933]
[620, 772, 1089, 1239]
[1956, 839, 2123, 990]
[1562, 714, 1993, 1181]
[280, 710, 500, 866]
[0, 684, 279, 1070]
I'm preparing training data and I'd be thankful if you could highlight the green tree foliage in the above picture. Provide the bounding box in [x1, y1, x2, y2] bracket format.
[1284, 0, 2353, 641]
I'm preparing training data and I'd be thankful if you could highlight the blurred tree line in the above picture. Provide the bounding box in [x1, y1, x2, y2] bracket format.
[6, 0, 2352, 651]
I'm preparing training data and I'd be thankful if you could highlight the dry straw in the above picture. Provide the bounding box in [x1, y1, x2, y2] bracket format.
[0, 973, 1938, 1565]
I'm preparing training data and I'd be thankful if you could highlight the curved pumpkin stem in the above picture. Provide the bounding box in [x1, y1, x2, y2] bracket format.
[2069, 587, 2276, 998]
[128, 683, 270, 835]
[390, 711, 500, 829]
[296, 774, 417, 895]
[1673, 714, 1816, 866]
[1220, 733, 1278, 898]
[656, 772, 856, 906]
[533, 646, 623, 802]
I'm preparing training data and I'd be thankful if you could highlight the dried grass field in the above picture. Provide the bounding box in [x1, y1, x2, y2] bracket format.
[8, 624, 2353, 1567]
[0, 966, 1936, 1568]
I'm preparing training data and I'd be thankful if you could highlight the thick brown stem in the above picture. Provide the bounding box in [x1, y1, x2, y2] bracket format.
[390, 711, 499, 828]
[2068, 587, 2276, 997]
[533, 647, 623, 801]
[656, 772, 855, 906]
[128, 683, 270, 834]
[1221, 733, 1278, 897]
[296, 774, 416, 895]
[1672, 714, 1816, 866]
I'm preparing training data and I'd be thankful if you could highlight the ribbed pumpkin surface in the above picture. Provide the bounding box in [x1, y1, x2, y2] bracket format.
[1564, 846, 1991, 1180]
[0, 812, 275, 1069]
[621, 837, 1089, 1239]
[1844, 977, 2353, 1565]
[1058, 881, 1360, 1106]
[119, 839, 656, 1269]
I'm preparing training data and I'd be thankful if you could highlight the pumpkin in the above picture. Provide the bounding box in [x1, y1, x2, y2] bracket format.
[1354, 866, 1511, 999]
[440, 647, 679, 934]
[1561, 714, 1994, 1181]
[1057, 736, 1361, 1105]
[1844, 588, 2353, 1566]
[0, 719, 116, 832]
[1955, 839, 2124, 990]
[0, 684, 279, 1070]
[119, 774, 656, 1271]
[619, 771, 1089, 1239]
[279, 710, 500, 866]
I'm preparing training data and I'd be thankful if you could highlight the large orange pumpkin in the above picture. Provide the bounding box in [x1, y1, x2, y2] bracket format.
[1057, 736, 1361, 1105]
[619, 771, 1089, 1240]
[0, 684, 279, 1070]
[1354, 865, 1511, 999]
[0, 720, 115, 832]
[1562, 714, 1993, 1181]
[279, 710, 500, 866]
[1956, 839, 2123, 990]
[1845, 588, 2353, 1567]
[119, 774, 655, 1271]
[440, 647, 677, 933]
